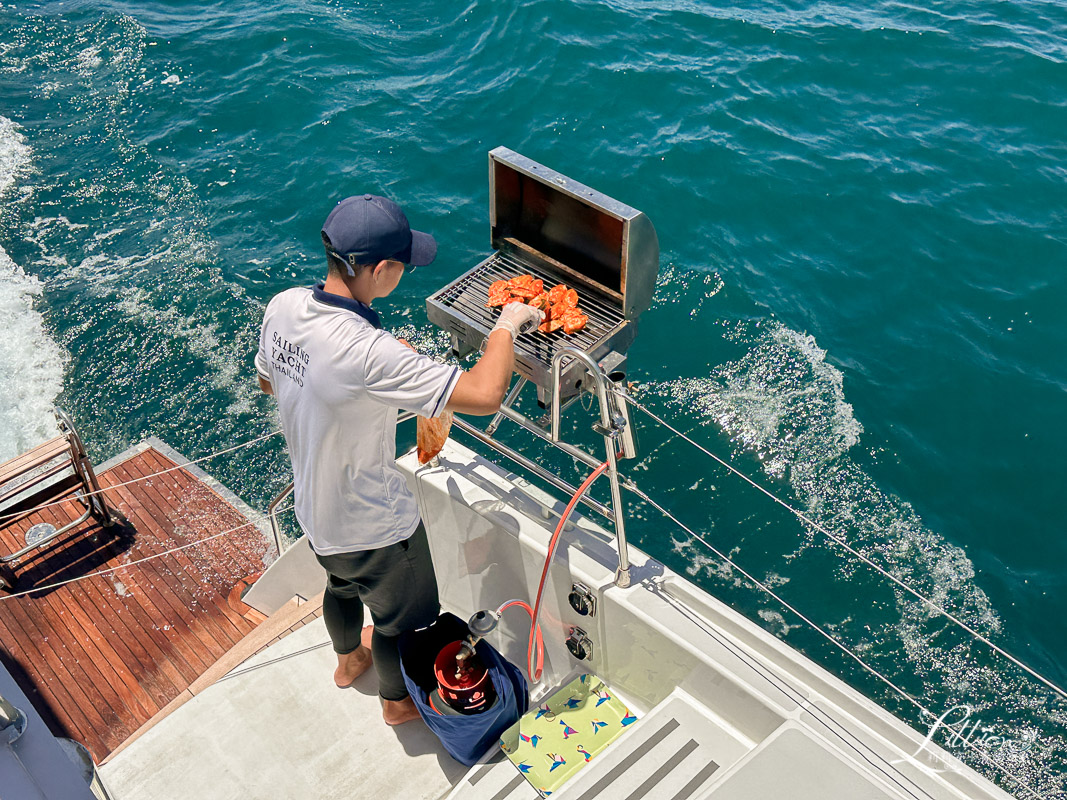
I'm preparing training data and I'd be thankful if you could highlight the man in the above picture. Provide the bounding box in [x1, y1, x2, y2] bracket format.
[255, 194, 542, 725]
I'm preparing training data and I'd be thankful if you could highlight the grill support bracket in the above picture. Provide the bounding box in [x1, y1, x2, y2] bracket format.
[550, 346, 632, 588]
[445, 345, 636, 589]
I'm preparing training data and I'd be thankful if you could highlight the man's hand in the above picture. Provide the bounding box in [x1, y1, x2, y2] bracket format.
[491, 303, 545, 340]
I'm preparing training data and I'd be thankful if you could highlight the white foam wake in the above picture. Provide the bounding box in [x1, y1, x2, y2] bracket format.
[654, 322, 997, 630]
[0, 116, 65, 460]
[650, 320, 1064, 792]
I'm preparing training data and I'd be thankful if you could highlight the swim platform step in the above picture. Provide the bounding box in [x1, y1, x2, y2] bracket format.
[451, 688, 748, 799]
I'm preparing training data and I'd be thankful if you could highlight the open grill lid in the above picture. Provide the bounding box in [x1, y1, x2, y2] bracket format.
[488, 147, 659, 321]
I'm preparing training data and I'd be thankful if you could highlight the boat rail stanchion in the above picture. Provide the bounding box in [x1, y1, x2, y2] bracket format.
[267, 481, 294, 556]
[0, 693, 27, 744]
[550, 356, 566, 444]
[549, 346, 633, 588]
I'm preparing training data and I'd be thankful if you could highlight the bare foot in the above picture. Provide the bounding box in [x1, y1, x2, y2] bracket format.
[382, 696, 422, 726]
[334, 626, 375, 688]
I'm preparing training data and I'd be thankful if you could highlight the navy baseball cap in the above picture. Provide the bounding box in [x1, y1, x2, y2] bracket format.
[321, 194, 437, 268]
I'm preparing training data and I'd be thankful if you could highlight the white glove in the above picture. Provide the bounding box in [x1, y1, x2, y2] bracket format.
[492, 302, 545, 339]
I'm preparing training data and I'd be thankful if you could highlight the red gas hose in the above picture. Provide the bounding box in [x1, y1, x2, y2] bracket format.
[496, 599, 544, 680]
[523, 459, 612, 683]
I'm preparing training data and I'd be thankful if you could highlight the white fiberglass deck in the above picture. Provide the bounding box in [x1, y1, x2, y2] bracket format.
[100, 614, 466, 799]
[102, 439, 1019, 800]
[98, 617, 940, 800]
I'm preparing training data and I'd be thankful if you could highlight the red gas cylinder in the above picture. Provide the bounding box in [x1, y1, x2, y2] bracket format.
[433, 640, 497, 715]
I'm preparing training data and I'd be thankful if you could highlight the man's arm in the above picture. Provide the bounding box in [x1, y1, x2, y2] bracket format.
[259, 375, 273, 395]
[445, 329, 514, 415]
[446, 303, 543, 416]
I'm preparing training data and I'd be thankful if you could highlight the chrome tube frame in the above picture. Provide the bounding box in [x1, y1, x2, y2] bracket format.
[0, 505, 94, 563]
[451, 417, 613, 521]
[267, 481, 294, 557]
[0, 409, 113, 567]
[497, 405, 601, 471]
[486, 377, 527, 436]
[549, 346, 632, 588]
[55, 407, 114, 526]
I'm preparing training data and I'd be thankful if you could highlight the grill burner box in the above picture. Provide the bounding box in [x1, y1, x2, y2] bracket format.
[427, 147, 659, 404]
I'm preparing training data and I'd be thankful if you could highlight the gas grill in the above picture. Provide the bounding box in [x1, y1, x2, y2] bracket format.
[427, 147, 659, 405]
[423, 147, 661, 587]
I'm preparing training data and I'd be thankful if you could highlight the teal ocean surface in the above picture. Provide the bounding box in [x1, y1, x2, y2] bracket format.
[1, 1, 1065, 794]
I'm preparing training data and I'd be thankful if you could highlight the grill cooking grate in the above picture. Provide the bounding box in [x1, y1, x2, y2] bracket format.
[431, 251, 626, 369]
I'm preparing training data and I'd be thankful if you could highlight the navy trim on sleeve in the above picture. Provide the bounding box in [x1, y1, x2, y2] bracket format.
[311, 283, 382, 329]
[431, 366, 461, 417]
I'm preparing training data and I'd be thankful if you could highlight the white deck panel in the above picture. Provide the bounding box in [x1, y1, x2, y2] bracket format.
[97, 439, 1023, 800]
[100, 617, 467, 800]
[704, 722, 905, 800]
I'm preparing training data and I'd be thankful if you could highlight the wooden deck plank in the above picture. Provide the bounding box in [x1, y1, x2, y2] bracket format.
[46, 575, 160, 723]
[71, 477, 214, 683]
[99, 471, 230, 673]
[136, 451, 270, 600]
[147, 449, 272, 565]
[114, 455, 263, 649]
[2, 515, 137, 757]
[136, 451, 253, 564]
[18, 572, 152, 741]
[64, 572, 184, 709]
[121, 455, 260, 644]
[107, 463, 252, 653]
[41, 512, 192, 698]
[0, 575, 126, 757]
[5, 506, 141, 733]
[0, 436, 69, 485]
[0, 445, 272, 761]
[34, 502, 169, 718]
[0, 596, 110, 755]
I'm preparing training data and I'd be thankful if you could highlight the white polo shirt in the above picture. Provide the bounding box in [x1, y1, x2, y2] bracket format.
[256, 284, 461, 555]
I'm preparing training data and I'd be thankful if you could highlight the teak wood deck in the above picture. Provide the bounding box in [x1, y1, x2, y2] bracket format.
[0, 442, 274, 762]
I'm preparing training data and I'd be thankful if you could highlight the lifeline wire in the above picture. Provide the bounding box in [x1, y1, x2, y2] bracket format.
[626, 483, 1049, 800]
[0, 504, 293, 602]
[614, 388, 1067, 705]
[0, 428, 284, 527]
[3, 417, 1050, 795]
[624, 481, 929, 716]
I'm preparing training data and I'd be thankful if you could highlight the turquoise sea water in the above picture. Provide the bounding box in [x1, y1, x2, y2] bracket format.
[1, 1, 1065, 794]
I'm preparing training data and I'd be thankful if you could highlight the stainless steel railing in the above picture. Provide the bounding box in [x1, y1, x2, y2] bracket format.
[265, 359, 637, 588]
[266, 481, 294, 556]
[549, 346, 633, 588]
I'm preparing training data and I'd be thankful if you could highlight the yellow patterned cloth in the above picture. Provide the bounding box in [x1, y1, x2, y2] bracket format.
[499, 673, 638, 796]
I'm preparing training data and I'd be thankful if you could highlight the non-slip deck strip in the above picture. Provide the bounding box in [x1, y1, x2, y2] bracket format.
[572, 713, 722, 800]
[488, 774, 527, 800]
[575, 718, 680, 800]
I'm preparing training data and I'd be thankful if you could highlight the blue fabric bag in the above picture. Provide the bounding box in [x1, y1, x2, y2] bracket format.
[398, 612, 529, 766]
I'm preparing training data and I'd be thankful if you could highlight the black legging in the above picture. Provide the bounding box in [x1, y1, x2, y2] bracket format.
[315, 522, 440, 701]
